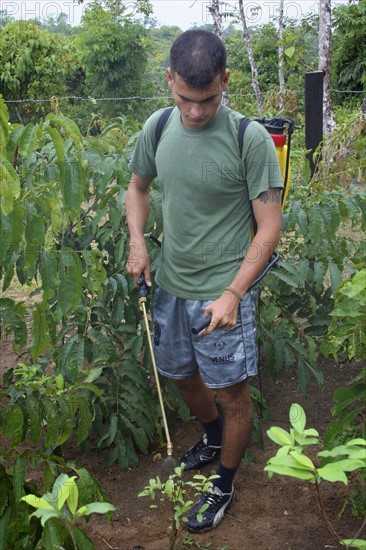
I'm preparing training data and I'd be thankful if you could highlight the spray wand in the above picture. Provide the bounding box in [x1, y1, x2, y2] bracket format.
[137, 274, 174, 461]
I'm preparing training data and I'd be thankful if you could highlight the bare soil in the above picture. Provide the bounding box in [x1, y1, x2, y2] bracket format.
[0, 335, 365, 550]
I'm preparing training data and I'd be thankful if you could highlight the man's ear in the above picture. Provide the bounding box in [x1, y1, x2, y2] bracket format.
[223, 69, 230, 90]
[166, 68, 174, 90]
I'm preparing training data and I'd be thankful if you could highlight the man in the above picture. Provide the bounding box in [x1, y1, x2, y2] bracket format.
[126, 29, 282, 532]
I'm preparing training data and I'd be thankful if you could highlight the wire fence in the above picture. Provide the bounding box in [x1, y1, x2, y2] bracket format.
[3, 89, 365, 104]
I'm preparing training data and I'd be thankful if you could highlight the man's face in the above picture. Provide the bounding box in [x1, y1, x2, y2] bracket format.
[166, 69, 230, 129]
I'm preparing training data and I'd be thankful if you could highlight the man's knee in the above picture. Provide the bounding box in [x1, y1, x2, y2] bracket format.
[216, 380, 253, 423]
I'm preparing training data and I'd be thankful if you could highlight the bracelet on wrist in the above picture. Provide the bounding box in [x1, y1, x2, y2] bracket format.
[224, 286, 244, 301]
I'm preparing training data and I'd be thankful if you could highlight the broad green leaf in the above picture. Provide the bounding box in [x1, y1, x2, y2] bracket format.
[0, 505, 11, 550]
[290, 451, 315, 470]
[45, 126, 65, 187]
[31, 304, 52, 361]
[346, 439, 366, 447]
[63, 158, 84, 217]
[76, 395, 93, 444]
[26, 394, 42, 445]
[18, 123, 37, 157]
[57, 476, 77, 512]
[75, 502, 116, 518]
[42, 397, 60, 449]
[284, 46, 295, 58]
[42, 518, 63, 547]
[264, 464, 314, 480]
[317, 459, 365, 484]
[58, 249, 83, 316]
[267, 426, 292, 446]
[289, 403, 306, 433]
[47, 115, 83, 147]
[55, 395, 74, 448]
[0, 154, 20, 215]
[328, 262, 342, 295]
[73, 527, 95, 550]
[21, 495, 55, 511]
[340, 539, 366, 549]
[5, 404, 26, 445]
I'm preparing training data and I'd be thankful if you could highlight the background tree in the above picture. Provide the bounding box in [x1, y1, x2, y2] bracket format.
[0, 21, 80, 123]
[238, 0, 263, 113]
[318, 0, 335, 135]
[277, 0, 286, 112]
[332, 0, 366, 106]
[208, 0, 230, 106]
[75, 2, 151, 121]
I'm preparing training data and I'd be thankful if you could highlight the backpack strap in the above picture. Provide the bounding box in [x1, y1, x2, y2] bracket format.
[156, 109, 251, 157]
[238, 116, 252, 157]
[155, 106, 174, 147]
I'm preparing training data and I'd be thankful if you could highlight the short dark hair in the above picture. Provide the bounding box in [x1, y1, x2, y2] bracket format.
[170, 29, 226, 88]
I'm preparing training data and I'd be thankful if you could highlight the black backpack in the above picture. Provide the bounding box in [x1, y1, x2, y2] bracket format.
[155, 106, 251, 157]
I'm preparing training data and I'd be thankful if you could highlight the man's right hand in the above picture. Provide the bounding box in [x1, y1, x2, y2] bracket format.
[126, 240, 152, 288]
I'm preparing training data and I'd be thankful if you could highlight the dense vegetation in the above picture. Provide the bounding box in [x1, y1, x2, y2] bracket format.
[0, 1, 365, 548]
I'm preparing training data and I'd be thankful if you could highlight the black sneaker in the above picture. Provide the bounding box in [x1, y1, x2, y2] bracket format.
[186, 485, 234, 532]
[180, 434, 221, 470]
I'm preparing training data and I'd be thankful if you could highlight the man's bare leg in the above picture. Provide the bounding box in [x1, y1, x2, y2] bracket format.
[174, 373, 218, 424]
[216, 378, 253, 468]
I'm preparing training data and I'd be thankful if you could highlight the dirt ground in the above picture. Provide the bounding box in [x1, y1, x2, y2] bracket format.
[0, 335, 365, 550]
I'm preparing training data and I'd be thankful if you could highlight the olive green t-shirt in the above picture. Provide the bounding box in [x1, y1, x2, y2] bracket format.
[129, 105, 283, 300]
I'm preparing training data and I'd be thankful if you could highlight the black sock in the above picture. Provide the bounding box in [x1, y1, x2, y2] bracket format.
[213, 463, 238, 494]
[201, 415, 223, 447]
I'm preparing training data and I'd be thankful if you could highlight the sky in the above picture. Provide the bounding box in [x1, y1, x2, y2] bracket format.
[0, 0, 349, 30]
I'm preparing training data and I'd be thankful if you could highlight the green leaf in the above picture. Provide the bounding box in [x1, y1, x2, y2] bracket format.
[290, 451, 315, 470]
[42, 518, 63, 548]
[75, 502, 116, 518]
[267, 426, 292, 446]
[47, 115, 83, 147]
[31, 304, 52, 361]
[57, 476, 77, 512]
[264, 463, 315, 480]
[63, 158, 85, 218]
[18, 123, 37, 157]
[42, 397, 60, 449]
[26, 394, 42, 445]
[317, 459, 365, 484]
[58, 249, 83, 316]
[76, 395, 93, 445]
[21, 495, 55, 511]
[340, 539, 366, 549]
[73, 527, 95, 550]
[284, 46, 295, 58]
[0, 505, 11, 550]
[55, 395, 74, 448]
[5, 403, 26, 445]
[289, 403, 306, 433]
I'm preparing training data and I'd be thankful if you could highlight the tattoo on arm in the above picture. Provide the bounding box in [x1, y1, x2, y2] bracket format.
[257, 188, 282, 204]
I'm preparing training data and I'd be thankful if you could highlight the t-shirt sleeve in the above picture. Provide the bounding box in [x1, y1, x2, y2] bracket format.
[128, 110, 164, 180]
[243, 122, 284, 201]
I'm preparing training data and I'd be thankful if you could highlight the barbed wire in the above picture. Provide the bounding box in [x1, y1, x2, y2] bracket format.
[3, 89, 365, 104]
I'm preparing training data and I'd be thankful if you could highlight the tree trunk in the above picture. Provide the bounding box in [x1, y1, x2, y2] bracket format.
[238, 0, 263, 113]
[318, 0, 336, 136]
[208, 0, 230, 107]
[278, 0, 286, 113]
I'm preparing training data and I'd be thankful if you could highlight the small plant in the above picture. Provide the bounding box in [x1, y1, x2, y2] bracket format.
[138, 464, 219, 550]
[264, 403, 366, 550]
[21, 473, 116, 550]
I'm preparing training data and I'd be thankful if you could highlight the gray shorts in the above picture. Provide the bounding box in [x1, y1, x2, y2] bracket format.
[152, 286, 259, 389]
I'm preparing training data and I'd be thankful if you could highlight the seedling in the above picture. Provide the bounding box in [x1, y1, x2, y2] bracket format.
[21, 473, 116, 550]
[139, 464, 219, 550]
[264, 403, 366, 550]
